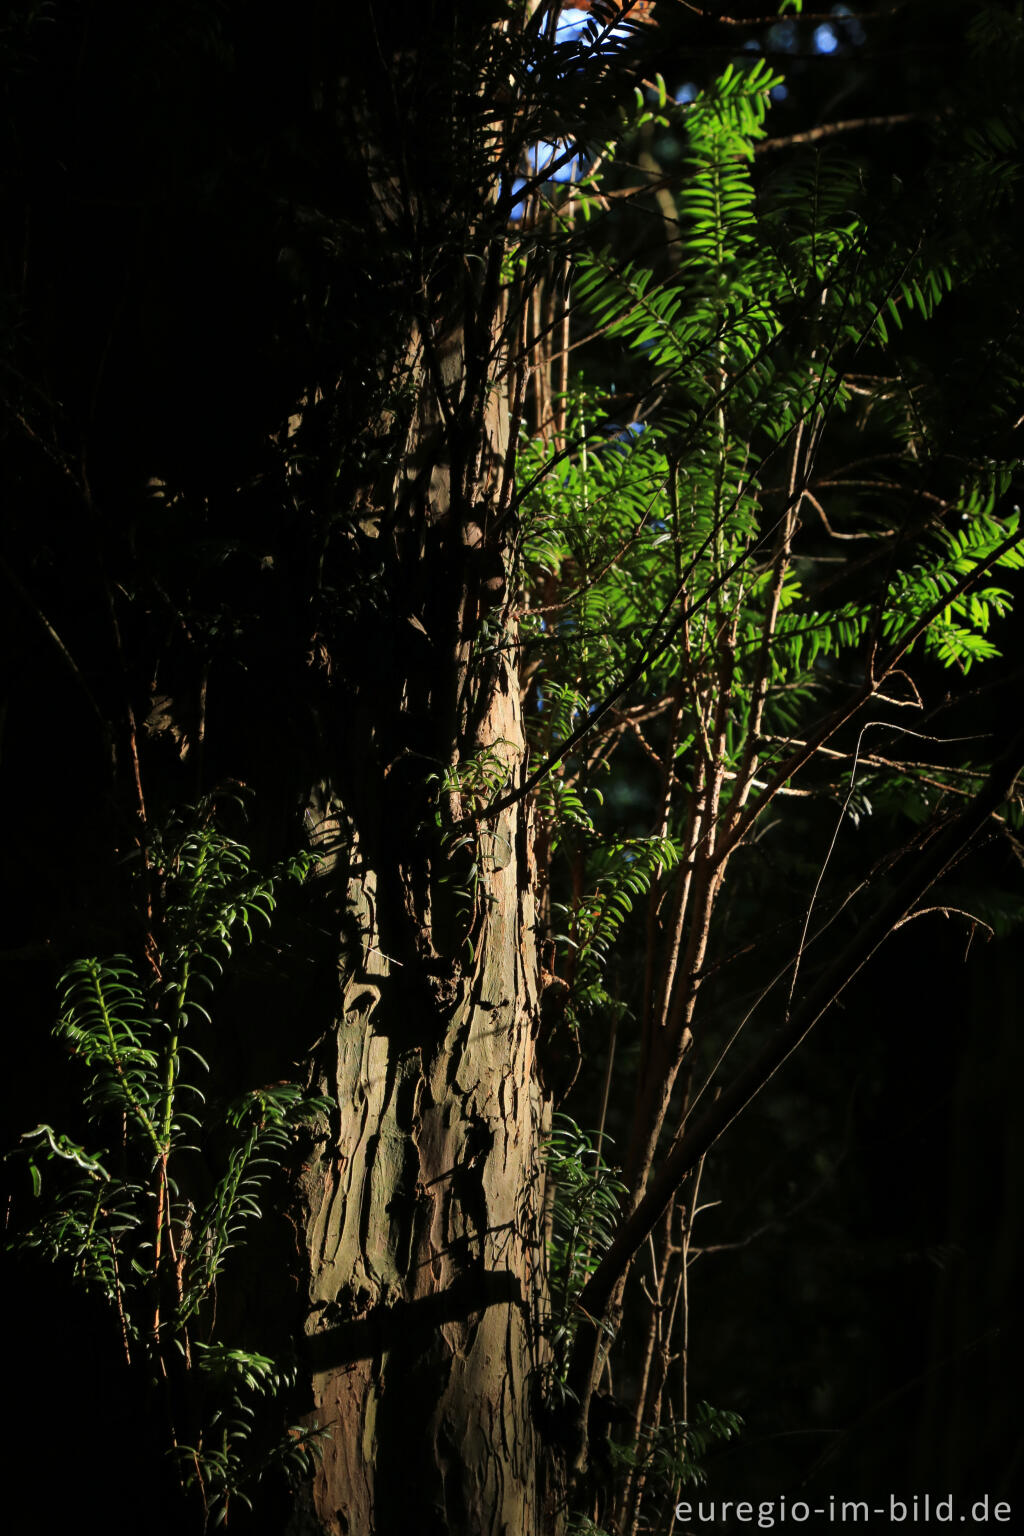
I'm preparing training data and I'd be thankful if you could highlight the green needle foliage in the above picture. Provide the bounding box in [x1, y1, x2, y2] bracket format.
[521, 53, 1024, 919]
[514, 32, 1024, 1526]
[545, 1115, 628, 1351]
[3, 3, 1024, 1531]
[9, 796, 333, 1528]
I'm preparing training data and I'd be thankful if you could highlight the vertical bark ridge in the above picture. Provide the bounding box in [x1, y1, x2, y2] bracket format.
[290, 462, 551, 1532]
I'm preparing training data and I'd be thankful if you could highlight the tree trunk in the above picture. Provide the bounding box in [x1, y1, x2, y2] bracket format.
[285, 273, 554, 1536]
[1, 5, 564, 1527]
[293, 791, 548, 1533]
[292, 692, 551, 1531]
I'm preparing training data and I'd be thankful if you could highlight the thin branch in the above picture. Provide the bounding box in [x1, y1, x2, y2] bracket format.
[714, 521, 1024, 865]
[756, 111, 944, 156]
[675, 2, 909, 20]
[572, 717, 1024, 1334]
[0, 552, 112, 752]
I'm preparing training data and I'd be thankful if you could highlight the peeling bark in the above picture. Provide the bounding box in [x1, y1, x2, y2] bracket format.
[284, 249, 557, 1536]
[294, 787, 548, 1533]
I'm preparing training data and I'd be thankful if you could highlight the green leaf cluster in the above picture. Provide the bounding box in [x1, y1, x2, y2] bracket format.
[541, 1113, 628, 1398]
[520, 54, 1023, 914]
[8, 798, 332, 1525]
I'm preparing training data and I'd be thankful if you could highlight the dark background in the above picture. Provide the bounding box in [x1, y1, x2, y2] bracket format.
[2, 2, 1022, 1528]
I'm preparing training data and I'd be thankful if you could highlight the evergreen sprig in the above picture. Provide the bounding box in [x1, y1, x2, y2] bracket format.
[9, 798, 333, 1527]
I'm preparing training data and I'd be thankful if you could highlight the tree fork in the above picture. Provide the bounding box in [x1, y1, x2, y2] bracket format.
[564, 721, 1024, 1457]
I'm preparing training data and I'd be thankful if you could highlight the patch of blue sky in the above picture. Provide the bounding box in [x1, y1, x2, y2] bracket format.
[767, 7, 863, 55]
[508, 177, 529, 220]
[555, 4, 640, 54]
[508, 137, 585, 220]
[527, 139, 584, 184]
[555, 7, 590, 44]
[604, 421, 648, 454]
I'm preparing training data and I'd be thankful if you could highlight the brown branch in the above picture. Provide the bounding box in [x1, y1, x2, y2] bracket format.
[567, 716, 1024, 1411]
[715, 522, 1024, 864]
[0, 552, 112, 752]
[524, 491, 660, 617]
[756, 111, 942, 156]
[674, 2, 908, 21]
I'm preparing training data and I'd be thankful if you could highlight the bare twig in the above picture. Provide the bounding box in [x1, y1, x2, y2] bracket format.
[756, 111, 945, 156]
[571, 717, 1024, 1339]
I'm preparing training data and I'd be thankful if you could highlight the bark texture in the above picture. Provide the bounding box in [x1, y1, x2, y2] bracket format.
[296, 770, 545, 1534]
[1, 4, 561, 1528]
[286, 297, 553, 1533]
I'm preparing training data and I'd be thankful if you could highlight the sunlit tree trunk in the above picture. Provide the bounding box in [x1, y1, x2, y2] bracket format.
[285, 335, 556, 1534]
[279, 14, 558, 1524]
[0, 4, 563, 1527]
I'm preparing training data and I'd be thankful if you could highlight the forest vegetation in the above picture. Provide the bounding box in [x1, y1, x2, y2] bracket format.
[2, 2, 1023, 1532]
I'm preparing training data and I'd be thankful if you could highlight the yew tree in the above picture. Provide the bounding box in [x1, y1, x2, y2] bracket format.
[3, 3, 1023, 1534]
